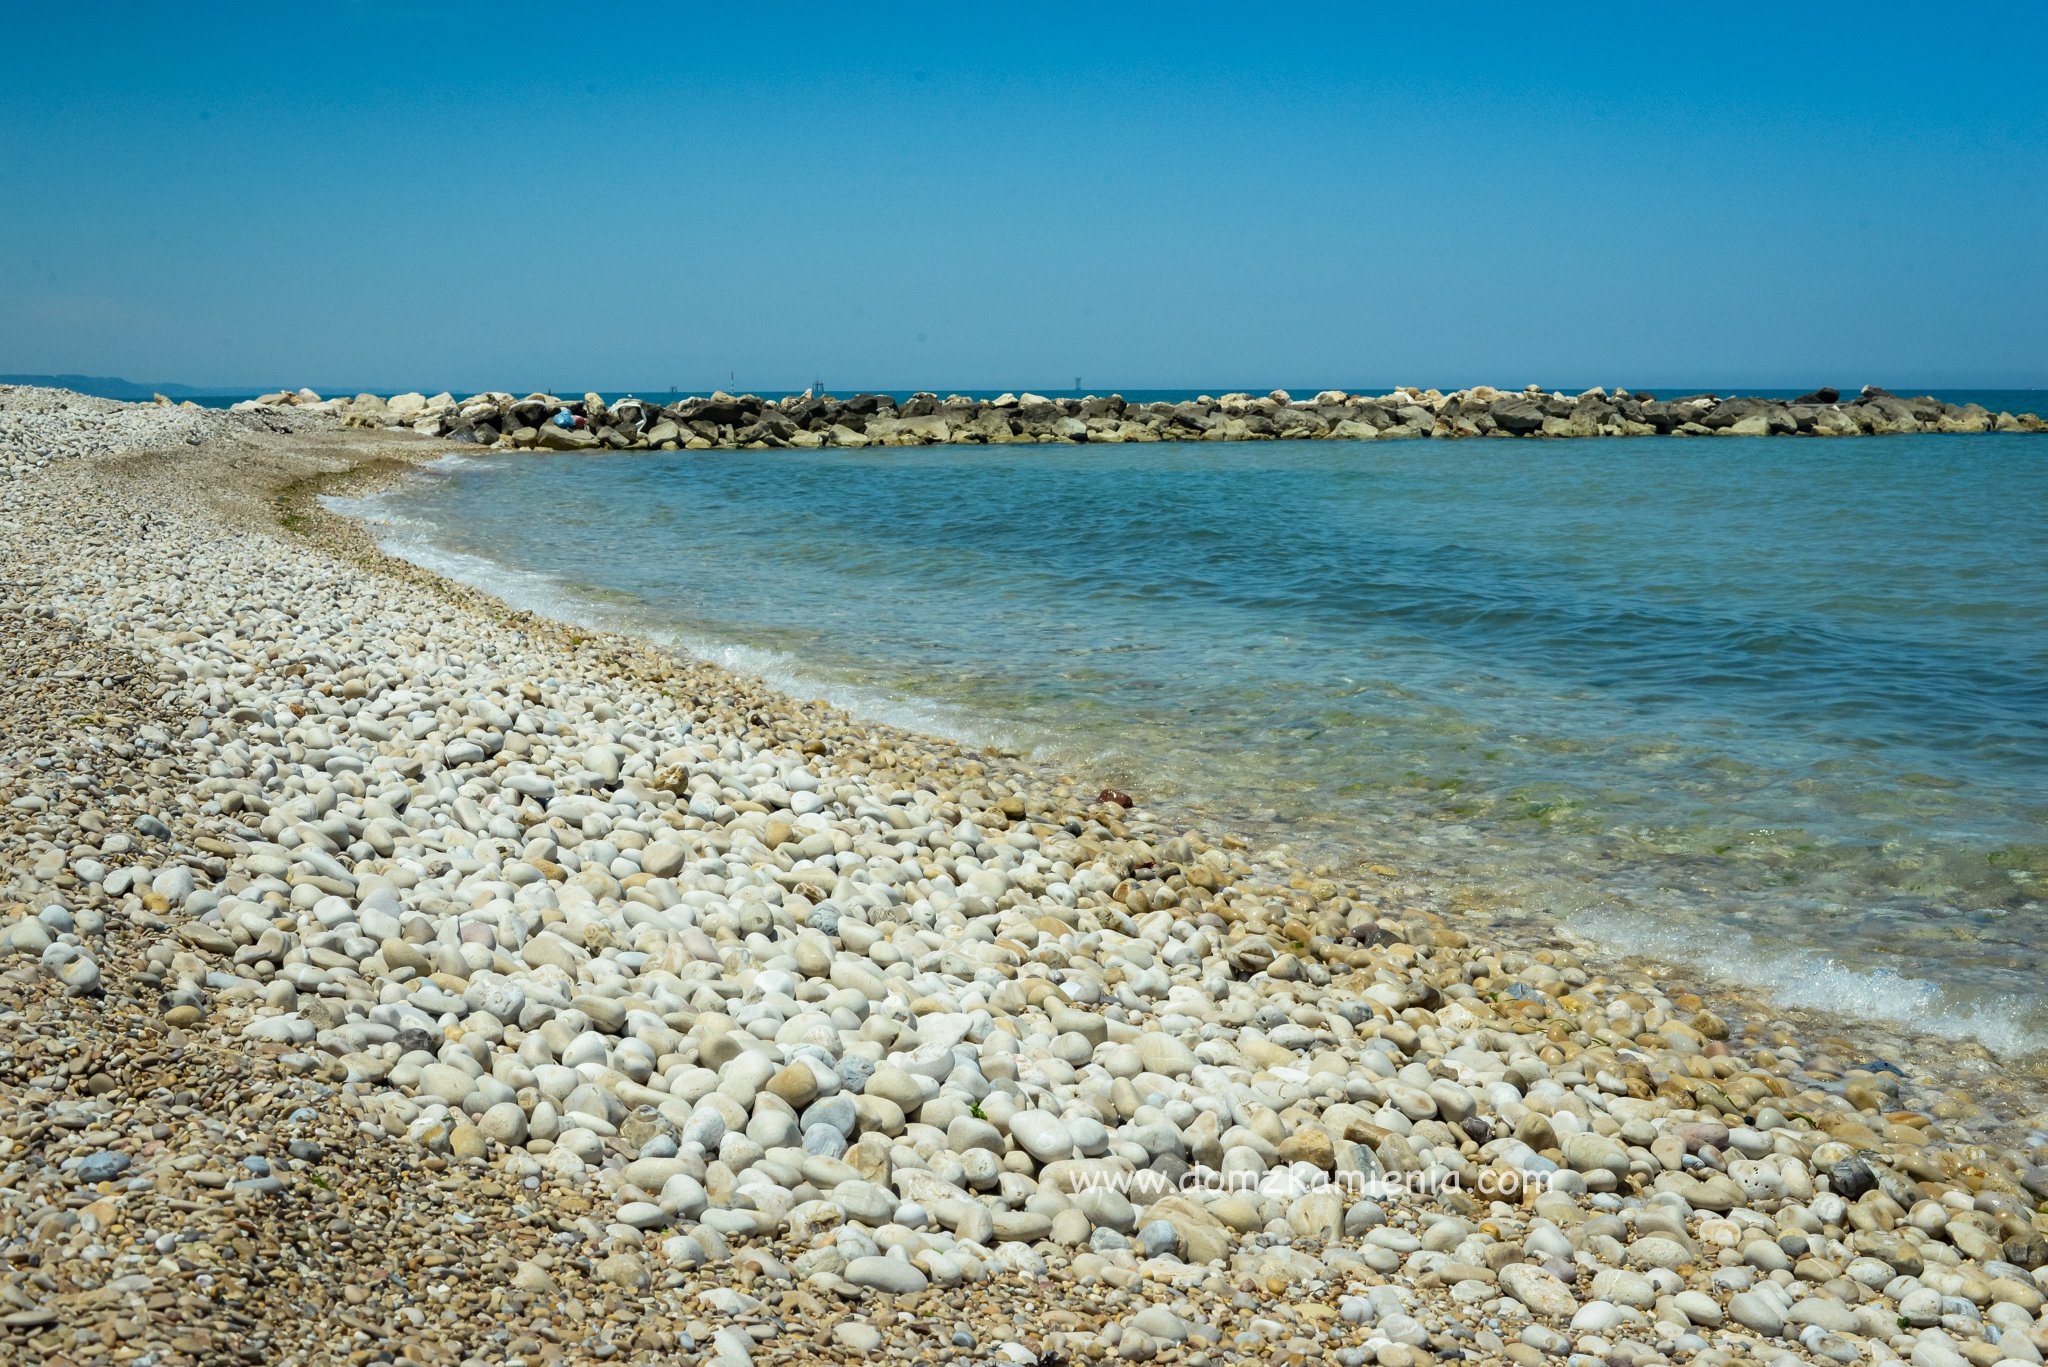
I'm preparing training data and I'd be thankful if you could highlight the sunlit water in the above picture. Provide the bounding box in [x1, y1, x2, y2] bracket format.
[334, 435, 2048, 1053]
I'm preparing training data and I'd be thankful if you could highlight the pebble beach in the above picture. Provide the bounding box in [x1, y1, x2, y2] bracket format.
[8, 383, 2048, 1367]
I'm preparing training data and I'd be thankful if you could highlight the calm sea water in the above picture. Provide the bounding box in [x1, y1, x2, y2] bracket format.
[340, 434, 2048, 1053]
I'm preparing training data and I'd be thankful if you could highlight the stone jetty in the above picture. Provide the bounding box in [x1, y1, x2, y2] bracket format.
[227, 384, 2048, 450]
[4, 382, 2048, 1367]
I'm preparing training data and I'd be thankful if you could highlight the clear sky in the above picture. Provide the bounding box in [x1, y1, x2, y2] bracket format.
[4, 2, 2044, 395]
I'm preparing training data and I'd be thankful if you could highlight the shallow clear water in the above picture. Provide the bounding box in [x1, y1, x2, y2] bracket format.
[341, 435, 2048, 1052]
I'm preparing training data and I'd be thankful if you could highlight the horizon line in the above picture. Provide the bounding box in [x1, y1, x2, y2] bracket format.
[9, 374, 2048, 401]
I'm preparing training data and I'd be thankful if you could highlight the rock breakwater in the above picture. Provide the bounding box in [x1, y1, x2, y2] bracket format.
[234, 383, 2048, 451]
[5, 385, 2048, 1367]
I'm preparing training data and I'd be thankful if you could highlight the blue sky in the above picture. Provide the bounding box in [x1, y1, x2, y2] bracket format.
[4, 2, 2044, 394]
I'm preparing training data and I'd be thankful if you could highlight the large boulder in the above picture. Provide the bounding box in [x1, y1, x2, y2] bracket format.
[1489, 397, 1547, 435]
[537, 425, 600, 451]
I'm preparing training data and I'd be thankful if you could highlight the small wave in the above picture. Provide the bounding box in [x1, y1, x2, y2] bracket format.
[649, 628, 1023, 758]
[323, 490, 607, 625]
[1562, 903, 2048, 1058]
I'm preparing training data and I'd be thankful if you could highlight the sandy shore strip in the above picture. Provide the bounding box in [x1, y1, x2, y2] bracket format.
[5, 384, 2048, 1367]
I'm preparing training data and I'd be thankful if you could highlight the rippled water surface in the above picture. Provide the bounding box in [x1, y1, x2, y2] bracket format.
[344, 435, 2048, 1050]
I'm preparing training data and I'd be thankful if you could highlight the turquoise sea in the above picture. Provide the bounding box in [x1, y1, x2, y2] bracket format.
[337, 432, 2048, 1054]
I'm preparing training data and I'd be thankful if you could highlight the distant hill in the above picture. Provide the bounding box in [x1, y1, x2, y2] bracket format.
[0, 374, 217, 400]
